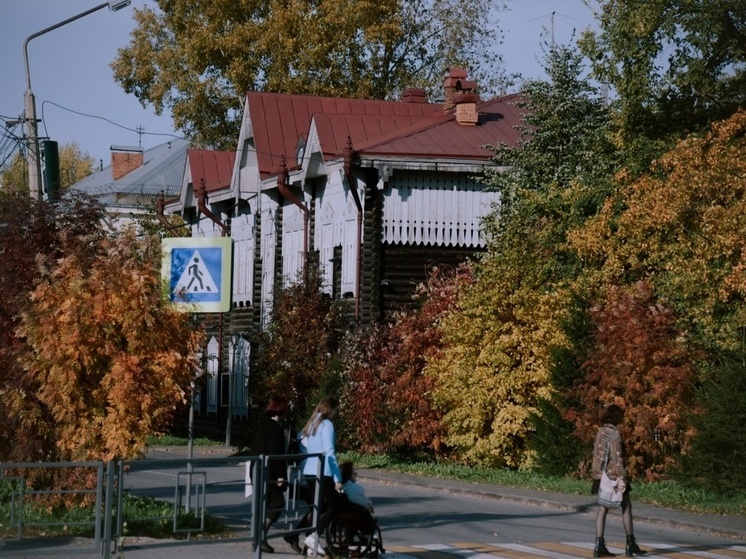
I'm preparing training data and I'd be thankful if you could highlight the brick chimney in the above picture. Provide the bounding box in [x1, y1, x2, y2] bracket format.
[443, 67, 480, 125]
[401, 87, 428, 103]
[110, 145, 144, 180]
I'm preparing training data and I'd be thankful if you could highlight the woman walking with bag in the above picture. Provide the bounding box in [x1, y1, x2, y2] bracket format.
[591, 404, 646, 558]
[298, 396, 343, 556]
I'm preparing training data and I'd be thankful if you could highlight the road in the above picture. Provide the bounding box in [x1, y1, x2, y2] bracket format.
[120, 452, 744, 556]
[365, 478, 737, 553]
[3, 450, 744, 559]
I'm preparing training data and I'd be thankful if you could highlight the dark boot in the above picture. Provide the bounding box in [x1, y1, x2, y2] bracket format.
[625, 535, 646, 557]
[594, 537, 616, 558]
[252, 540, 275, 553]
[284, 535, 303, 554]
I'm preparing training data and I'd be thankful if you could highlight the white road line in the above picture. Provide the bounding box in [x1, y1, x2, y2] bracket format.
[495, 542, 583, 559]
[651, 543, 745, 559]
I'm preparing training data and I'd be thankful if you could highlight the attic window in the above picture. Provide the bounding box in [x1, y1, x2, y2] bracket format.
[296, 135, 306, 165]
[239, 138, 254, 168]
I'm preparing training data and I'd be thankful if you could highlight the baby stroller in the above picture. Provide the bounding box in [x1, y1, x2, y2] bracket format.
[325, 494, 385, 558]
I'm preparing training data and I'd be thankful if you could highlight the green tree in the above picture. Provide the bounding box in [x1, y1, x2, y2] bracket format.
[0, 142, 95, 194]
[679, 349, 746, 495]
[579, 0, 746, 161]
[528, 293, 593, 477]
[111, 0, 507, 148]
[426, 44, 618, 468]
[13, 227, 200, 462]
[0, 151, 27, 193]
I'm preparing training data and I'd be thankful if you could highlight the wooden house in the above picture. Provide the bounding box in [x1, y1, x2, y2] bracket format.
[165, 68, 523, 423]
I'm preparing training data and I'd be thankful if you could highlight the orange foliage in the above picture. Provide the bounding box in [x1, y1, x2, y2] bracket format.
[568, 110, 746, 349]
[341, 264, 472, 454]
[15, 229, 200, 463]
[570, 282, 698, 480]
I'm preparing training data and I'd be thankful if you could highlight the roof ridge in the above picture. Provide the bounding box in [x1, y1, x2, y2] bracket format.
[348, 92, 524, 155]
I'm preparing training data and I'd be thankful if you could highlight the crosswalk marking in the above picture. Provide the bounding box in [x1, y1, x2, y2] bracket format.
[452, 542, 512, 558]
[383, 542, 746, 559]
[498, 542, 583, 559]
[650, 543, 746, 559]
[535, 541, 595, 557]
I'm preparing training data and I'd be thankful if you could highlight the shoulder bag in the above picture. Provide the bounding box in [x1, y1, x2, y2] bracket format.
[597, 439, 623, 508]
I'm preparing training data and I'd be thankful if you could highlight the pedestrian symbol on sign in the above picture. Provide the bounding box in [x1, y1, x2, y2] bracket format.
[173, 251, 219, 296]
[162, 237, 233, 313]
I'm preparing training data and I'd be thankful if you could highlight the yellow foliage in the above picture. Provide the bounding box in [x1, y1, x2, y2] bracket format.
[17, 229, 200, 462]
[568, 110, 746, 349]
[426, 254, 571, 468]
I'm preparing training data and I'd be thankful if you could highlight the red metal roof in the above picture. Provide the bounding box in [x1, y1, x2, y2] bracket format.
[247, 91, 526, 180]
[356, 93, 524, 159]
[187, 149, 236, 193]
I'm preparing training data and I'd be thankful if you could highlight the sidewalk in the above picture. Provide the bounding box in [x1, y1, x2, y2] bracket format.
[2, 445, 743, 558]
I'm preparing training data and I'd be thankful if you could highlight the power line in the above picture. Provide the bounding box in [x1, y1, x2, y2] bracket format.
[39, 99, 185, 141]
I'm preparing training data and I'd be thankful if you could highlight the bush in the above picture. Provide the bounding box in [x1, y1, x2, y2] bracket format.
[678, 351, 746, 495]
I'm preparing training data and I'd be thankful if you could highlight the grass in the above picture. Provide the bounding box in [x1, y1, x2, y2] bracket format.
[146, 434, 225, 447]
[0, 481, 227, 539]
[119, 494, 228, 539]
[339, 451, 746, 518]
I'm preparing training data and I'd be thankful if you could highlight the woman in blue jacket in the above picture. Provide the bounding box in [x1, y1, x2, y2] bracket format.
[299, 396, 342, 555]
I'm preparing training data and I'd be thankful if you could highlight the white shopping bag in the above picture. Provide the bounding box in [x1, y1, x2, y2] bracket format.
[245, 461, 254, 497]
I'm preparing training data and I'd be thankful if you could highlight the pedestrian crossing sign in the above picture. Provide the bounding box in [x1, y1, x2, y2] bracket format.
[161, 237, 233, 313]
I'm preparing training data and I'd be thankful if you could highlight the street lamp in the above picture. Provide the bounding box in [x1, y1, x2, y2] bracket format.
[226, 332, 241, 446]
[23, 0, 132, 201]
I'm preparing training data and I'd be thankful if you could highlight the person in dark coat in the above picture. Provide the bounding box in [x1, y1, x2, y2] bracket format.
[253, 396, 290, 553]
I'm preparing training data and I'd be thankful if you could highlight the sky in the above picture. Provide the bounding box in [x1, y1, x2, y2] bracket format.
[0, 0, 598, 170]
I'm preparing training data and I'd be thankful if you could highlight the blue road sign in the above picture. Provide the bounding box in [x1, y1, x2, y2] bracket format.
[162, 237, 233, 313]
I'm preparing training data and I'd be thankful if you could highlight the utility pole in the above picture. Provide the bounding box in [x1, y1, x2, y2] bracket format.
[22, 1, 132, 201]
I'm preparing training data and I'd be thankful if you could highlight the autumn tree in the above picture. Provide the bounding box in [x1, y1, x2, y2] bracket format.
[58, 141, 96, 189]
[565, 110, 746, 482]
[0, 141, 94, 194]
[340, 265, 468, 456]
[567, 110, 746, 353]
[579, 0, 746, 166]
[425, 44, 618, 468]
[569, 282, 698, 481]
[256, 260, 349, 427]
[11, 227, 200, 462]
[0, 191, 105, 462]
[111, 0, 507, 148]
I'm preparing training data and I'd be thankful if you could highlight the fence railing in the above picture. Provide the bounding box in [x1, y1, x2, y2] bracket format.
[0, 452, 323, 558]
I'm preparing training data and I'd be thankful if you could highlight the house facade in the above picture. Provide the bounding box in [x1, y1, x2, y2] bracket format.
[165, 68, 523, 422]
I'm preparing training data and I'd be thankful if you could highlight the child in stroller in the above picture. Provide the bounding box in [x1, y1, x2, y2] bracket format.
[324, 462, 384, 558]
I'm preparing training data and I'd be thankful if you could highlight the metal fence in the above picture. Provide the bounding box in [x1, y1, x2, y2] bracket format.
[0, 452, 323, 558]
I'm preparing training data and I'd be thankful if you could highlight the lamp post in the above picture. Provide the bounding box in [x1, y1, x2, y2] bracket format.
[226, 332, 240, 446]
[23, 0, 132, 201]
